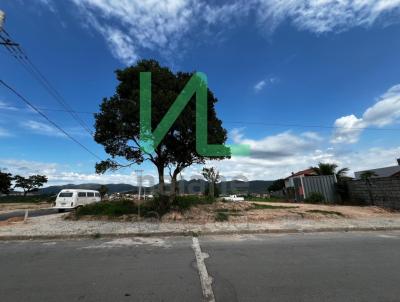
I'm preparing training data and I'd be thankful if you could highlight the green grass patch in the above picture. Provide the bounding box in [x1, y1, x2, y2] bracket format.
[215, 212, 229, 222]
[76, 200, 138, 217]
[250, 204, 299, 210]
[306, 209, 344, 216]
[0, 195, 55, 204]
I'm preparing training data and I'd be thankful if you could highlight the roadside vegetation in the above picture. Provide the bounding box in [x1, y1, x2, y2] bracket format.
[0, 194, 55, 204]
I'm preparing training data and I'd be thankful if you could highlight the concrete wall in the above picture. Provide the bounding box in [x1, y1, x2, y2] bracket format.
[347, 177, 400, 210]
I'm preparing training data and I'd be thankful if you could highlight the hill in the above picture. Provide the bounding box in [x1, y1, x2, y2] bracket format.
[39, 180, 273, 195]
[39, 183, 137, 195]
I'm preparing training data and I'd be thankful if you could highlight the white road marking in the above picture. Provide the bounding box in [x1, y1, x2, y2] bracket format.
[192, 237, 215, 302]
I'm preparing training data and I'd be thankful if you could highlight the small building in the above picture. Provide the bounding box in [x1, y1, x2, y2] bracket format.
[284, 168, 337, 203]
[354, 159, 400, 179]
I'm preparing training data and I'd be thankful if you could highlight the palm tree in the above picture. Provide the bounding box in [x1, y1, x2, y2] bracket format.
[359, 171, 378, 180]
[311, 162, 349, 180]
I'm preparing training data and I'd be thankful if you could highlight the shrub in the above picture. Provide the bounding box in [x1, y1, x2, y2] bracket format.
[76, 200, 138, 217]
[215, 212, 229, 222]
[304, 192, 325, 204]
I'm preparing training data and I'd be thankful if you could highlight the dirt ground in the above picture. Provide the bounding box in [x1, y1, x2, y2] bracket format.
[161, 201, 400, 223]
[0, 202, 50, 214]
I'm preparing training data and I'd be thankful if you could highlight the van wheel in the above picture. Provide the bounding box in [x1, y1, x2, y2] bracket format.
[58, 209, 65, 213]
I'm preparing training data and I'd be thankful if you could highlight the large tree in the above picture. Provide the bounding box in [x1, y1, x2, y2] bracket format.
[14, 175, 48, 196]
[94, 60, 229, 207]
[0, 170, 13, 195]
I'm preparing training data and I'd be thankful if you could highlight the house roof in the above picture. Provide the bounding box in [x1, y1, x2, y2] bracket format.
[354, 165, 400, 179]
[285, 168, 317, 179]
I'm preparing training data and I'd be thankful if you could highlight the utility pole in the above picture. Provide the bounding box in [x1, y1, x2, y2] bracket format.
[0, 10, 5, 31]
[0, 10, 19, 47]
[135, 169, 143, 219]
[135, 169, 143, 200]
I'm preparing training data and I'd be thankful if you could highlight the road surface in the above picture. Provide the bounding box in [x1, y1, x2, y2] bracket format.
[0, 208, 61, 221]
[1, 232, 400, 301]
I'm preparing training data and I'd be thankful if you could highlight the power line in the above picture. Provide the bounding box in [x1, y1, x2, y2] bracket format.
[1, 102, 400, 132]
[0, 29, 94, 136]
[0, 79, 103, 161]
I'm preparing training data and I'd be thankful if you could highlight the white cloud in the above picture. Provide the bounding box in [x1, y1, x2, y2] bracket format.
[0, 127, 12, 137]
[37, 0, 400, 63]
[20, 120, 91, 138]
[0, 100, 19, 111]
[253, 77, 278, 92]
[21, 120, 65, 137]
[332, 84, 400, 144]
[0, 158, 157, 186]
[256, 0, 400, 33]
[254, 80, 267, 92]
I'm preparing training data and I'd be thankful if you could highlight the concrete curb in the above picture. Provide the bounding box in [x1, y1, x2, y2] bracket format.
[1, 226, 400, 241]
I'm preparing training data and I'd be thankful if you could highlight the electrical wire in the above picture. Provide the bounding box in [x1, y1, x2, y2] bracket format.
[0, 29, 93, 135]
[0, 79, 102, 161]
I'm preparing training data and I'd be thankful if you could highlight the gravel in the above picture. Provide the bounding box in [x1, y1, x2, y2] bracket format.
[2, 213, 400, 239]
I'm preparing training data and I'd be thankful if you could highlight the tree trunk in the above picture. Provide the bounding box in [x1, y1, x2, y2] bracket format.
[169, 169, 180, 202]
[23, 190, 27, 197]
[157, 165, 165, 195]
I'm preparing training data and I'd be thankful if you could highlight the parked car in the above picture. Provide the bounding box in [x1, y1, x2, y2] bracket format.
[54, 189, 101, 212]
[223, 195, 245, 202]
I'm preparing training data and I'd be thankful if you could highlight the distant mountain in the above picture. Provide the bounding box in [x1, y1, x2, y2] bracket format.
[39, 183, 137, 195]
[39, 180, 273, 195]
[156, 179, 273, 194]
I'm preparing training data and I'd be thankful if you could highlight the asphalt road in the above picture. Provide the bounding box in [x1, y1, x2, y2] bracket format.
[0, 208, 61, 221]
[1, 232, 400, 302]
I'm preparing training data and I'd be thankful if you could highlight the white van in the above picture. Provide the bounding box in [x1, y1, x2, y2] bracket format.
[54, 189, 101, 211]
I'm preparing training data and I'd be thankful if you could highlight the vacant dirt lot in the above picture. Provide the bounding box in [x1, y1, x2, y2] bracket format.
[161, 201, 400, 223]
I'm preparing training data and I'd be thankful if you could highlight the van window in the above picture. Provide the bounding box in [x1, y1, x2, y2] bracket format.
[78, 192, 86, 197]
[87, 192, 95, 197]
[95, 193, 100, 197]
[59, 192, 73, 198]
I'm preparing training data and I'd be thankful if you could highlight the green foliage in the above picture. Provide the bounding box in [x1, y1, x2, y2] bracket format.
[13, 175, 48, 196]
[202, 167, 220, 198]
[268, 179, 285, 192]
[311, 162, 349, 180]
[94, 59, 229, 199]
[360, 171, 378, 180]
[0, 170, 13, 194]
[0, 194, 55, 204]
[215, 211, 229, 222]
[304, 192, 325, 204]
[98, 185, 108, 198]
[76, 200, 138, 217]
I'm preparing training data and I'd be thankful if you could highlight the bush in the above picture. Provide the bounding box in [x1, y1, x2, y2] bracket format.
[76, 200, 138, 217]
[215, 212, 229, 222]
[304, 192, 325, 204]
[0, 194, 55, 204]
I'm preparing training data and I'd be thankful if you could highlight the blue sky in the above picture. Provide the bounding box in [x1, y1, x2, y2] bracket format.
[1, 0, 400, 185]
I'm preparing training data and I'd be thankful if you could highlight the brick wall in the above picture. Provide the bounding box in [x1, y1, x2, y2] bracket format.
[347, 177, 400, 210]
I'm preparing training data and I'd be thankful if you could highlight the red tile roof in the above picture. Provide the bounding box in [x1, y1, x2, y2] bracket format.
[285, 168, 317, 179]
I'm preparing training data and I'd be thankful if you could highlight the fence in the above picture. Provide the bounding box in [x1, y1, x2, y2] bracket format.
[287, 175, 337, 203]
[347, 177, 400, 210]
